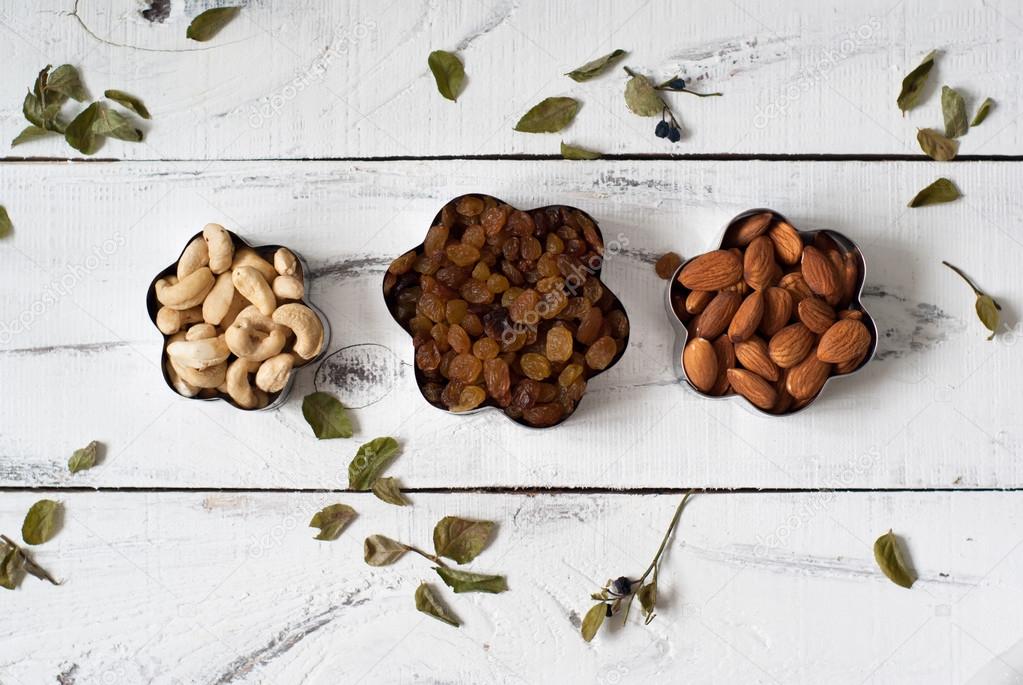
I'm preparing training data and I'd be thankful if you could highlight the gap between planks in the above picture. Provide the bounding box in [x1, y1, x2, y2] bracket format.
[0, 486, 1020, 495]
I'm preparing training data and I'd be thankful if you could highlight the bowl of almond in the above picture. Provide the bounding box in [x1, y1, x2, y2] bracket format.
[665, 209, 877, 415]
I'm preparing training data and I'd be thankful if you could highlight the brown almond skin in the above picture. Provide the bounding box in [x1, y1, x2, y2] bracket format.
[817, 319, 871, 364]
[768, 220, 803, 265]
[710, 335, 736, 395]
[734, 335, 780, 382]
[694, 291, 741, 339]
[797, 297, 836, 334]
[726, 212, 773, 247]
[835, 346, 869, 374]
[759, 286, 793, 337]
[778, 271, 813, 306]
[786, 348, 833, 401]
[683, 337, 718, 393]
[678, 250, 743, 291]
[841, 251, 859, 307]
[726, 368, 777, 410]
[838, 309, 863, 321]
[728, 291, 764, 343]
[801, 246, 840, 298]
[743, 235, 777, 291]
[685, 289, 715, 315]
[768, 322, 816, 368]
[772, 369, 794, 414]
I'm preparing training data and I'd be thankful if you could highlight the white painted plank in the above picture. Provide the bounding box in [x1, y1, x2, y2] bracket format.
[1, 0, 1021, 158]
[0, 159, 1020, 489]
[0, 491, 1020, 684]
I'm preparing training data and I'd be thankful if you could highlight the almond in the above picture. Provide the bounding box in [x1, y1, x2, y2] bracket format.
[786, 348, 833, 401]
[838, 308, 863, 321]
[728, 291, 764, 342]
[841, 251, 859, 307]
[693, 291, 741, 339]
[768, 220, 803, 265]
[710, 335, 736, 395]
[678, 250, 743, 291]
[835, 346, 869, 375]
[801, 246, 840, 298]
[723, 280, 749, 296]
[759, 286, 793, 337]
[685, 289, 714, 315]
[817, 319, 871, 364]
[734, 335, 779, 382]
[743, 235, 777, 291]
[725, 212, 773, 247]
[683, 337, 718, 393]
[768, 322, 816, 368]
[772, 370, 794, 414]
[726, 368, 777, 410]
[797, 296, 835, 334]
[778, 271, 813, 305]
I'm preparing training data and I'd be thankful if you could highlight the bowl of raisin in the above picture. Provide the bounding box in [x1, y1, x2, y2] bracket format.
[383, 194, 630, 428]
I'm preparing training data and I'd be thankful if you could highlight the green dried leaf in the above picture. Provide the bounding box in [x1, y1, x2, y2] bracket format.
[624, 70, 664, 116]
[371, 477, 409, 506]
[301, 392, 352, 439]
[0, 206, 11, 239]
[22, 500, 60, 545]
[349, 437, 400, 490]
[434, 566, 508, 594]
[105, 90, 151, 119]
[971, 97, 994, 126]
[68, 440, 100, 473]
[566, 49, 627, 82]
[637, 581, 657, 624]
[308, 503, 357, 541]
[363, 534, 409, 566]
[415, 582, 461, 627]
[23, 92, 63, 132]
[513, 97, 580, 133]
[941, 86, 968, 138]
[186, 7, 242, 42]
[908, 178, 960, 207]
[897, 50, 937, 113]
[976, 295, 1001, 341]
[11, 125, 54, 147]
[47, 65, 88, 102]
[560, 141, 602, 160]
[90, 105, 143, 142]
[433, 516, 494, 564]
[581, 602, 606, 642]
[64, 102, 102, 155]
[427, 50, 465, 102]
[917, 128, 958, 161]
[0, 542, 25, 590]
[873, 529, 915, 589]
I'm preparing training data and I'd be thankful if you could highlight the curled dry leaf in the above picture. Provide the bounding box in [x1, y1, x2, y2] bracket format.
[873, 529, 915, 589]
[0, 206, 11, 239]
[433, 516, 494, 564]
[943, 261, 1002, 340]
[581, 602, 606, 642]
[623, 69, 664, 116]
[371, 477, 410, 506]
[186, 7, 242, 42]
[566, 49, 627, 82]
[22, 500, 61, 545]
[363, 534, 409, 566]
[434, 566, 508, 594]
[349, 437, 400, 490]
[941, 86, 968, 138]
[513, 97, 580, 133]
[105, 89, 151, 119]
[897, 50, 937, 113]
[971, 98, 994, 126]
[560, 141, 602, 160]
[415, 582, 461, 627]
[68, 440, 100, 473]
[309, 503, 357, 541]
[917, 128, 958, 161]
[427, 50, 465, 102]
[301, 391, 353, 439]
[908, 178, 960, 208]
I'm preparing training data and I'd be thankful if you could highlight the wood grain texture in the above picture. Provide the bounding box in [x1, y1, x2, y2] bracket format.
[0, 159, 1019, 489]
[1, 0, 1021, 158]
[0, 491, 1020, 685]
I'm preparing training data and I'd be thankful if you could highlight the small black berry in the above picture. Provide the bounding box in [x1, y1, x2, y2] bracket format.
[654, 121, 670, 138]
[611, 576, 632, 595]
[667, 126, 681, 143]
[605, 604, 613, 617]
[668, 78, 686, 90]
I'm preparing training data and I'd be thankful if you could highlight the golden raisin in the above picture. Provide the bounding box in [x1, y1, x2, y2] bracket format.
[447, 243, 481, 267]
[546, 326, 574, 363]
[520, 352, 551, 381]
[585, 336, 617, 370]
[473, 337, 500, 360]
[448, 353, 483, 383]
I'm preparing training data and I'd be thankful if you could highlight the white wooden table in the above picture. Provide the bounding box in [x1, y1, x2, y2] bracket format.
[2, 2, 1022, 683]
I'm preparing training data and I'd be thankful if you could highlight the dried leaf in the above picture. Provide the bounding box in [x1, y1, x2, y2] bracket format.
[566, 49, 627, 82]
[560, 141, 602, 160]
[11, 125, 54, 147]
[513, 97, 580, 133]
[187, 7, 242, 41]
[873, 529, 915, 589]
[371, 477, 409, 506]
[415, 582, 461, 626]
[624, 70, 664, 116]
[23, 92, 63, 132]
[301, 392, 352, 439]
[308, 503, 357, 541]
[581, 602, 606, 641]
[427, 50, 465, 102]
[637, 581, 657, 623]
[22, 499, 60, 545]
[941, 86, 968, 138]
[917, 128, 958, 161]
[68, 440, 100, 473]
[976, 295, 1001, 341]
[434, 567, 508, 594]
[64, 102, 102, 155]
[90, 105, 143, 142]
[0, 206, 11, 239]
[0, 542, 25, 590]
[46, 65, 88, 102]
[349, 437, 400, 490]
[433, 516, 494, 564]
[363, 534, 409, 566]
[907, 178, 960, 207]
[105, 90, 151, 119]
[897, 50, 937, 113]
[971, 97, 994, 126]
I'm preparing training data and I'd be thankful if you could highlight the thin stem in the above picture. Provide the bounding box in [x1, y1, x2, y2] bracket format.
[406, 544, 449, 569]
[0, 535, 60, 586]
[942, 261, 982, 295]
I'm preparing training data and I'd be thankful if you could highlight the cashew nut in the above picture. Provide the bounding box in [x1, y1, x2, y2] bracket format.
[156, 267, 215, 310]
[255, 352, 295, 393]
[219, 289, 250, 329]
[232, 266, 276, 316]
[156, 305, 203, 335]
[226, 358, 268, 409]
[225, 306, 287, 361]
[165, 358, 199, 397]
[202, 271, 236, 325]
[185, 323, 218, 340]
[272, 275, 304, 301]
[231, 247, 278, 282]
[177, 237, 210, 280]
[203, 223, 235, 274]
[274, 248, 299, 277]
[166, 335, 230, 370]
[272, 303, 324, 360]
[170, 355, 227, 388]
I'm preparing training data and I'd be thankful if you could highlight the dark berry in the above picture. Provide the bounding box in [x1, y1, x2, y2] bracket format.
[605, 604, 613, 617]
[667, 126, 681, 143]
[611, 576, 632, 595]
[654, 121, 670, 138]
[668, 78, 686, 90]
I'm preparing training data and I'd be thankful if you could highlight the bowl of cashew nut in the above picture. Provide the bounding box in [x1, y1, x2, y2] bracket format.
[146, 224, 330, 410]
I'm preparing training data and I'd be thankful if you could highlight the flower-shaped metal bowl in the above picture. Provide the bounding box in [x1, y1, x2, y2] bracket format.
[665, 208, 877, 416]
[383, 194, 630, 428]
[146, 229, 331, 411]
